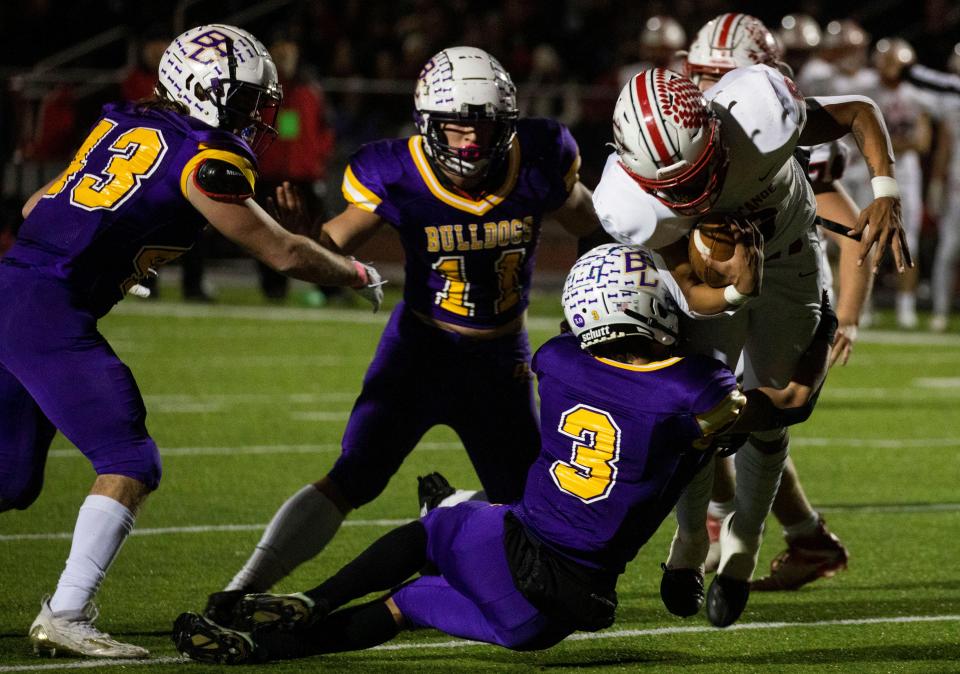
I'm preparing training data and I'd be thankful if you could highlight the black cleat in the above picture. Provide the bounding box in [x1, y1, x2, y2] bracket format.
[417, 472, 455, 516]
[235, 592, 320, 631]
[706, 574, 750, 627]
[659, 563, 705, 617]
[203, 590, 248, 629]
[172, 612, 257, 665]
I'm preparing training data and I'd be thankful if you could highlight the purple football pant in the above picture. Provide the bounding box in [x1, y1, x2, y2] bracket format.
[392, 502, 567, 649]
[0, 271, 160, 510]
[330, 302, 540, 507]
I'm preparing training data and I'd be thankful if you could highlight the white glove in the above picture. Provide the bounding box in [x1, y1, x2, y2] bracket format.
[351, 261, 385, 313]
[126, 283, 152, 298]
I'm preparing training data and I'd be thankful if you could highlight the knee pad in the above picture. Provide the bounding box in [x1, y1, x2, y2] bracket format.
[750, 428, 789, 455]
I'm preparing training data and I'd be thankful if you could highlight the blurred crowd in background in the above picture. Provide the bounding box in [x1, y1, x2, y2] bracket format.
[1, 0, 958, 322]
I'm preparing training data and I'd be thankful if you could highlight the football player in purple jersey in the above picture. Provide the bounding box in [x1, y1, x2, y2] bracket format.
[203, 46, 602, 620]
[172, 242, 835, 664]
[0, 25, 382, 659]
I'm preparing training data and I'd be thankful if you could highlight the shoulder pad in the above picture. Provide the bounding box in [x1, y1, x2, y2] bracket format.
[194, 158, 255, 202]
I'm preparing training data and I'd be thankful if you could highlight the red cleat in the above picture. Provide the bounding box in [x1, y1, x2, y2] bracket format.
[751, 518, 849, 591]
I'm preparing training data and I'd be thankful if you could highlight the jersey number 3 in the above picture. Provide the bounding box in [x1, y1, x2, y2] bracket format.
[45, 118, 168, 211]
[550, 404, 622, 503]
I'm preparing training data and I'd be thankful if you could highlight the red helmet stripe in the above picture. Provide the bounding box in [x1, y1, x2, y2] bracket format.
[716, 13, 740, 49]
[635, 72, 672, 165]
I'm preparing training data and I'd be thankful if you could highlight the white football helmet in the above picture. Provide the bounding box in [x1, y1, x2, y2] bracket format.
[563, 243, 678, 349]
[778, 14, 822, 52]
[157, 24, 282, 155]
[873, 37, 917, 77]
[685, 13, 782, 83]
[640, 15, 687, 51]
[950, 43, 960, 75]
[414, 46, 518, 179]
[613, 68, 727, 216]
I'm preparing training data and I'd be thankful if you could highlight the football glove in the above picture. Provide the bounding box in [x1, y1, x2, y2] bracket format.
[351, 261, 385, 313]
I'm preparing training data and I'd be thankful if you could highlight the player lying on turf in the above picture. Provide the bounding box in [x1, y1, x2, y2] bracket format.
[172, 242, 836, 664]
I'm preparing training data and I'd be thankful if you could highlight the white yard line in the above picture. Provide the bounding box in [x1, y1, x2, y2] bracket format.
[4, 501, 959, 543]
[111, 302, 960, 346]
[1, 614, 957, 671]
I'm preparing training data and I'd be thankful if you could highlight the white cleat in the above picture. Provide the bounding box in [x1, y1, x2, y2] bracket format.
[29, 597, 149, 659]
[930, 314, 948, 333]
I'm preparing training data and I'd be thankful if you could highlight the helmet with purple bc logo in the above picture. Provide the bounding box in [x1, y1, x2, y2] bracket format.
[157, 24, 282, 155]
[562, 243, 678, 349]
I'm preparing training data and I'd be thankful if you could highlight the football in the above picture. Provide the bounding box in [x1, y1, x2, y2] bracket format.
[687, 218, 738, 287]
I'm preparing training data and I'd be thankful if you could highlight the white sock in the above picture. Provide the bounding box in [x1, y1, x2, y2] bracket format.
[226, 485, 344, 592]
[896, 291, 916, 311]
[707, 498, 736, 521]
[438, 489, 487, 508]
[718, 434, 788, 580]
[783, 510, 820, 540]
[49, 495, 136, 614]
[666, 458, 714, 569]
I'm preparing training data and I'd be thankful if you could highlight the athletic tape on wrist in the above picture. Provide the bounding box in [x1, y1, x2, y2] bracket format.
[723, 284, 750, 306]
[871, 176, 901, 200]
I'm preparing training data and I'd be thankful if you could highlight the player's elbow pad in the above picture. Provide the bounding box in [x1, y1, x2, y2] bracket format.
[193, 158, 255, 202]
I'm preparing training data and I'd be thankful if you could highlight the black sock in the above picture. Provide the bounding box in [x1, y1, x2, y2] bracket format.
[304, 521, 427, 611]
[255, 600, 400, 660]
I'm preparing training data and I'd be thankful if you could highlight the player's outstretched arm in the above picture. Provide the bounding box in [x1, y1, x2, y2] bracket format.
[550, 181, 602, 237]
[800, 96, 911, 273]
[186, 179, 376, 300]
[815, 183, 873, 367]
[318, 205, 385, 256]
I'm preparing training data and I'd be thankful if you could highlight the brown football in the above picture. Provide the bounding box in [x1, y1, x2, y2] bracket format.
[687, 219, 738, 287]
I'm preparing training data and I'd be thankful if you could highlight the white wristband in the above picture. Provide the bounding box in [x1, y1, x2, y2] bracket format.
[723, 284, 750, 306]
[871, 176, 901, 200]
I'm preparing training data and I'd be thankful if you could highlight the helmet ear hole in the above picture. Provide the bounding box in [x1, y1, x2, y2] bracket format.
[193, 83, 209, 102]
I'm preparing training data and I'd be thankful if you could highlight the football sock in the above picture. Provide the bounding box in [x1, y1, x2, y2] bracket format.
[718, 434, 788, 580]
[783, 510, 821, 541]
[256, 600, 399, 660]
[226, 485, 344, 592]
[438, 489, 487, 508]
[707, 498, 736, 522]
[304, 521, 427, 612]
[667, 458, 713, 569]
[49, 495, 135, 613]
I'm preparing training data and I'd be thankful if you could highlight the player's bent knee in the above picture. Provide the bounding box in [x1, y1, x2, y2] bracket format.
[91, 440, 162, 490]
[749, 428, 789, 455]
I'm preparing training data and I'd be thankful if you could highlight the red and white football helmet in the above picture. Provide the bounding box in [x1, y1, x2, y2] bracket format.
[613, 68, 728, 216]
[684, 13, 782, 83]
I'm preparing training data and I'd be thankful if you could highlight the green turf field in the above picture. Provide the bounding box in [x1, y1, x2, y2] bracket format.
[1, 287, 959, 672]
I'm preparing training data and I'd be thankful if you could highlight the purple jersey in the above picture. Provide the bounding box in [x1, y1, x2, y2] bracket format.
[513, 333, 740, 574]
[341, 118, 580, 329]
[3, 102, 257, 317]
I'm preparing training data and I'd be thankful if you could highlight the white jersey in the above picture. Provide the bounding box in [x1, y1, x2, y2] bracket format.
[594, 64, 817, 259]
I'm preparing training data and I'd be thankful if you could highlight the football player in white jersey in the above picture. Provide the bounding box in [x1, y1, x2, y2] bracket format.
[677, 13, 873, 593]
[593, 58, 908, 625]
[862, 39, 933, 328]
[906, 45, 960, 331]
